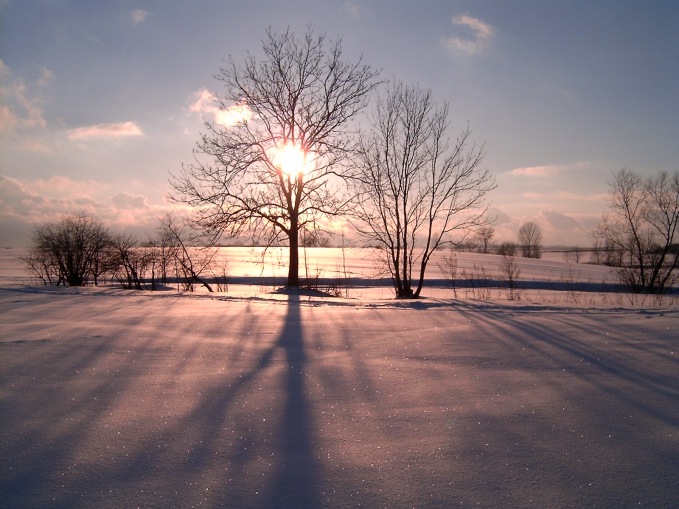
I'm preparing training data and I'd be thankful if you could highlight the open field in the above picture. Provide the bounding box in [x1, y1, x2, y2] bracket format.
[1, 249, 678, 508]
[0, 247, 652, 303]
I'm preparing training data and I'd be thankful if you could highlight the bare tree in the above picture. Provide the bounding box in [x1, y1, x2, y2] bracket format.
[170, 28, 380, 288]
[22, 248, 61, 286]
[563, 246, 582, 264]
[108, 233, 158, 290]
[350, 80, 495, 298]
[518, 221, 543, 259]
[594, 169, 679, 293]
[23, 212, 112, 286]
[475, 225, 495, 253]
[498, 252, 521, 300]
[158, 214, 217, 292]
[438, 251, 459, 298]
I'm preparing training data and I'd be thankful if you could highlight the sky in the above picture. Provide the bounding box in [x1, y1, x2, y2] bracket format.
[1, 0, 678, 248]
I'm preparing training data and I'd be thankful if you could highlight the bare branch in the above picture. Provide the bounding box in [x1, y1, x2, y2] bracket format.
[170, 28, 380, 287]
[349, 80, 495, 298]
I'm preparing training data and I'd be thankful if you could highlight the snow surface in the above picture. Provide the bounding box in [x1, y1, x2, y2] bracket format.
[1, 248, 678, 508]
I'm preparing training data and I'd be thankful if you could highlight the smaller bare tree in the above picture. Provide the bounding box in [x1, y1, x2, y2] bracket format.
[22, 249, 61, 286]
[438, 251, 459, 298]
[159, 214, 217, 292]
[475, 225, 495, 253]
[108, 234, 157, 290]
[562, 246, 582, 264]
[350, 80, 495, 298]
[518, 221, 543, 259]
[498, 252, 521, 300]
[594, 169, 679, 293]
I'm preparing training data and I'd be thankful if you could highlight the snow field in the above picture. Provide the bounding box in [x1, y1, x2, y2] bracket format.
[1, 248, 678, 508]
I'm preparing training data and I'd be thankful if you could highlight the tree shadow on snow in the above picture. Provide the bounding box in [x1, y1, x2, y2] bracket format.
[261, 293, 323, 507]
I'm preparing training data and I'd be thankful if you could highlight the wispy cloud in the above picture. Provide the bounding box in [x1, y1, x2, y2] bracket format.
[341, 1, 360, 19]
[68, 121, 142, 140]
[521, 190, 606, 202]
[511, 161, 592, 177]
[189, 88, 214, 114]
[189, 88, 252, 126]
[130, 9, 149, 26]
[443, 15, 494, 54]
[511, 165, 562, 177]
[0, 59, 51, 135]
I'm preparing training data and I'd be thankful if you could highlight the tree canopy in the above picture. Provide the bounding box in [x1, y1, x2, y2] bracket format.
[170, 28, 380, 287]
[349, 80, 495, 298]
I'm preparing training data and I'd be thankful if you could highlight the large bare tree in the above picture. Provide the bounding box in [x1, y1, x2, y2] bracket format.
[170, 28, 380, 288]
[350, 81, 495, 298]
[594, 169, 679, 293]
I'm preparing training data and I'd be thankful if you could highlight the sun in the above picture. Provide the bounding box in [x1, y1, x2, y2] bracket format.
[273, 142, 307, 177]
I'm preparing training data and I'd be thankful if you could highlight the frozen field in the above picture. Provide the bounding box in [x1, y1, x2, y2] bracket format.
[1, 248, 678, 508]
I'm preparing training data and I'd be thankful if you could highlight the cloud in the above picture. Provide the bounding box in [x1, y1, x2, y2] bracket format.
[0, 59, 51, 135]
[510, 161, 594, 178]
[0, 175, 169, 246]
[540, 209, 580, 230]
[189, 88, 252, 126]
[189, 88, 215, 114]
[130, 9, 149, 26]
[511, 165, 562, 177]
[341, 1, 360, 19]
[68, 121, 142, 140]
[111, 192, 149, 210]
[215, 105, 252, 126]
[0, 175, 99, 228]
[521, 190, 606, 203]
[18, 175, 110, 204]
[486, 207, 512, 226]
[443, 15, 494, 54]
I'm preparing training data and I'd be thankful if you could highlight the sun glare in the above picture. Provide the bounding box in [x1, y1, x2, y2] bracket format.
[273, 142, 307, 177]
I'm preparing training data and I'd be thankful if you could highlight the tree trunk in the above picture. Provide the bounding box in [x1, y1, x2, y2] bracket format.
[287, 220, 300, 288]
[414, 257, 428, 298]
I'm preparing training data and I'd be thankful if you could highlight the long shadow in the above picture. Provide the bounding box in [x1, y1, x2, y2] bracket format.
[261, 293, 322, 508]
[171, 293, 323, 507]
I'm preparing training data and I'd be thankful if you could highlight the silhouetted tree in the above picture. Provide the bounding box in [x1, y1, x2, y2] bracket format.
[158, 214, 217, 292]
[350, 80, 495, 298]
[476, 225, 495, 253]
[170, 28, 380, 288]
[499, 252, 521, 300]
[594, 169, 679, 293]
[23, 212, 112, 286]
[518, 221, 543, 259]
[109, 233, 157, 290]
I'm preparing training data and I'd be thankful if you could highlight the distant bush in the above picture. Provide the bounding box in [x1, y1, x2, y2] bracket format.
[23, 212, 112, 286]
[22, 212, 226, 292]
[497, 241, 518, 257]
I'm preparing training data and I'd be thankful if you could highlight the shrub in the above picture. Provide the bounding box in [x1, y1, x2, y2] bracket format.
[23, 212, 112, 286]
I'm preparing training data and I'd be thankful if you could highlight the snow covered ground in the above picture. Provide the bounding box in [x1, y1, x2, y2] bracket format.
[1, 248, 678, 508]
